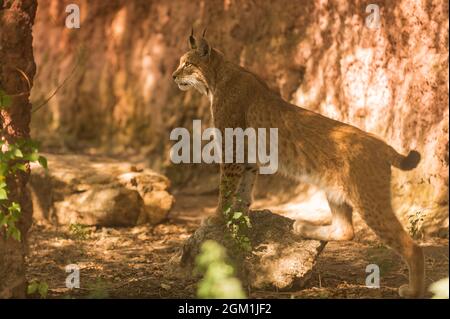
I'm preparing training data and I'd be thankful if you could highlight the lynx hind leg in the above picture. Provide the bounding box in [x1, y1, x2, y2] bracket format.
[293, 196, 354, 241]
[352, 182, 425, 298]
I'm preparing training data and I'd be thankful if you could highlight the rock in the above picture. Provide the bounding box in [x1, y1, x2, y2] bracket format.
[29, 153, 174, 226]
[118, 172, 174, 225]
[53, 186, 143, 227]
[181, 210, 326, 290]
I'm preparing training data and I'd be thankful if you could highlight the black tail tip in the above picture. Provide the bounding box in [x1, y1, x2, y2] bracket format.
[401, 150, 421, 170]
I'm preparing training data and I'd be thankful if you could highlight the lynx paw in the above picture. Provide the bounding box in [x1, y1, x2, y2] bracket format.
[292, 220, 313, 238]
[293, 220, 353, 241]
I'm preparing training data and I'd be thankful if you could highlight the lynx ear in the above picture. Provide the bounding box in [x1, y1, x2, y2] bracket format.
[197, 36, 210, 57]
[189, 27, 197, 49]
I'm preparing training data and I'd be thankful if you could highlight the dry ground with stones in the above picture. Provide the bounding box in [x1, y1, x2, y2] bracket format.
[26, 194, 448, 299]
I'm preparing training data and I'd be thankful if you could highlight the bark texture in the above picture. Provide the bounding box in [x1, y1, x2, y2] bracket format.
[0, 0, 37, 298]
[31, 0, 448, 235]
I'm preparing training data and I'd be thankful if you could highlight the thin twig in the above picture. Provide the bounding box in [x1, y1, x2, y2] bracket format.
[1, 50, 84, 132]
[31, 59, 80, 114]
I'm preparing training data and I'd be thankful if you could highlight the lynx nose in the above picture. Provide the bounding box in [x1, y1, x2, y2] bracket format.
[172, 71, 178, 80]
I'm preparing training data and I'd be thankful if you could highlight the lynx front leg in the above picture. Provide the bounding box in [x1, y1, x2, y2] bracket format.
[215, 163, 246, 220]
[233, 165, 258, 213]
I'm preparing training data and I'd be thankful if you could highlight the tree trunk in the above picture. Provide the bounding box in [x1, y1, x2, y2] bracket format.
[0, 0, 37, 298]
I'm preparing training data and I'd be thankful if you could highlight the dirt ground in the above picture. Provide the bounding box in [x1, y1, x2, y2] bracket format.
[26, 194, 448, 299]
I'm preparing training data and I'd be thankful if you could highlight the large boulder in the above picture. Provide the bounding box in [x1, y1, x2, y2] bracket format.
[181, 210, 326, 290]
[29, 153, 174, 226]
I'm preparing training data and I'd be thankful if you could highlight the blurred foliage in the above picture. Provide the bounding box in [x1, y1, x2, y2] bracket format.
[27, 279, 49, 299]
[0, 127, 47, 241]
[195, 240, 246, 299]
[429, 277, 449, 299]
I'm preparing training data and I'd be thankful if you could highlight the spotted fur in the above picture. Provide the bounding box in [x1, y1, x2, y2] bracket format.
[172, 34, 424, 298]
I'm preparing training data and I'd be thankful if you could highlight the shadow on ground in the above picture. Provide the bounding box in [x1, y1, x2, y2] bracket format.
[26, 194, 448, 299]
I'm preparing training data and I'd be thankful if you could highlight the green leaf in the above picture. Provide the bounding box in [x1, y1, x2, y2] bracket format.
[24, 151, 39, 162]
[0, 213, 7, 226]
[9, 227, 21, 241]
[38, 156, 48, 169]
[13, 163, 27, 172]
[0, 189, 8, 200]
[8, 202, 21, 213]
[27, 139, 40, 150]
[0, 163, 7, 176]
[243, 216, 252, 228]
[9, 203, 21, 219]
[38, 282, 49, 298]
[13, 148, 23, 158]
[232, 212, 243, 220]
[0, 90, 12, 108]
[27, 281, 39, 295]
[223, 206, 231, 216]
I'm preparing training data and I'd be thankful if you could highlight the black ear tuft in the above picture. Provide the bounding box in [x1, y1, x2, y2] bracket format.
[189, 27, 197, 49]
[189, 35, 197, 49]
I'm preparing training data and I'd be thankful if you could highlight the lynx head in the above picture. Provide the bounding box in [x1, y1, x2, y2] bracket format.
[172, 28, 212, 95]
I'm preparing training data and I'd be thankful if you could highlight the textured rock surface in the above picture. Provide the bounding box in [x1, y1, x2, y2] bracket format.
[31, 0, 448, 235]
[181, 210, 326, 290]
[29, 153, 174, 226]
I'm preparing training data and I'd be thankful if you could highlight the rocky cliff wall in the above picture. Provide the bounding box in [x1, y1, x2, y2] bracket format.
[31, 0, 448, 235]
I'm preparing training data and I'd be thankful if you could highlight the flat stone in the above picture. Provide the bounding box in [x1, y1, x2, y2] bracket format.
[181, 210, 326, 290]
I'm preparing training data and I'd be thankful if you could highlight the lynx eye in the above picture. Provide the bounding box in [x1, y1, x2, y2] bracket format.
[184, 62, 193, 68]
